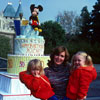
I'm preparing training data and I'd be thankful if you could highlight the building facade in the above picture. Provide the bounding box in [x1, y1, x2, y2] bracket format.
[0, 1, 25, 53]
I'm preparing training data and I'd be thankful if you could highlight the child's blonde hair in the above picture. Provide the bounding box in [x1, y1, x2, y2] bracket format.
[27, 59, 44, 75]
[71, 51, 93, 68]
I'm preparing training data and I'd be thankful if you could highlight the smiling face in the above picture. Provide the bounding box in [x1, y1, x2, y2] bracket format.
[73, 54, 86, 68]
[54, 51, 65, 66]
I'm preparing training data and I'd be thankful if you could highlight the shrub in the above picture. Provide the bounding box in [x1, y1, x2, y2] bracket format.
[66, 38, 100, 64]
[0, 35, 11, 58]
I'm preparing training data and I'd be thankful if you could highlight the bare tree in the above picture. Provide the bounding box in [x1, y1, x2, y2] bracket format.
[56, 11, 81, 35]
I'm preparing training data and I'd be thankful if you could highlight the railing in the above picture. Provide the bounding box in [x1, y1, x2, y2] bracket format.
[0, 29, 15, 34]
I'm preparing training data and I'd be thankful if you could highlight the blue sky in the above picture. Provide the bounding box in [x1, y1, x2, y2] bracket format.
[0, 0, 97, 23]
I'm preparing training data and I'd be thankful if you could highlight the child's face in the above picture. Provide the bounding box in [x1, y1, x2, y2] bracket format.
[73, 55, 86, 68]
[31, 69, 40, 77]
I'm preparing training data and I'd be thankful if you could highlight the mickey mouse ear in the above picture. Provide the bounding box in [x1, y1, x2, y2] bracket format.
[30, 4, 35, 12]
[38, 5, 43, 11]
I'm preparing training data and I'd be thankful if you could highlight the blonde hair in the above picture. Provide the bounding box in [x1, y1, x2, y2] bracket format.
[71, 51, 93, 68]
[27, 59, 44, 75]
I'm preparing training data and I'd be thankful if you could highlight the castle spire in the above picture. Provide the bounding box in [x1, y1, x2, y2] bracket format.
[19, 0, 21, 4]
[15, 0, 23, 18]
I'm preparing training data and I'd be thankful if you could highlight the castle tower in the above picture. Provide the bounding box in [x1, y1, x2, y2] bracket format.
[15, 0, 25, 20]
[3, 2, 15, 18]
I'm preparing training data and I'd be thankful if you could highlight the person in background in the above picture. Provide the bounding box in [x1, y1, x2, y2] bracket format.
[65, 51, 97, 100]
[19, 59, 58, 100]
[44, 46, 71, 100]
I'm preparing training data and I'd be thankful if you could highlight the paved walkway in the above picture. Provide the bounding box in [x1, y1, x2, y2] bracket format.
[94, 64, 100, 72]
[86, 64, 100, 100]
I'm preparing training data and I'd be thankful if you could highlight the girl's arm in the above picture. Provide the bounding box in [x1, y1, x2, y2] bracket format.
[19, 71, 41, 91]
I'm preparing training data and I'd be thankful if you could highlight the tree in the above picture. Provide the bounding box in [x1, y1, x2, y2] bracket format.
[80, 6, 91, 40]
[90, 0, 100, 43]
[56, 11, 81, 35]
[40, 21, 66, 54]
[0, 35, 11, 58]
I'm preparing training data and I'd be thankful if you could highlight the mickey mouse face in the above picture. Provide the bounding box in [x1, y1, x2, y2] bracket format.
[32, 8, 39, 16]
[30, 4, 43, 15]
[34, 8, 39, 14]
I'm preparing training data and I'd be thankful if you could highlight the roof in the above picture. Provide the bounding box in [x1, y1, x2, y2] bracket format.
[15, 1, 23, 18]
[3, 2, 16, 17]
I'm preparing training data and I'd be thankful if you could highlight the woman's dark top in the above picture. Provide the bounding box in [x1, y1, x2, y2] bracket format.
[44, 64, 70, 100]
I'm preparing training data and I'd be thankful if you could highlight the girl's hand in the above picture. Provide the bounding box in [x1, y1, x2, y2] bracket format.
[77, 96, 86, 100]
[33, 71, 40, 77]
[31, 70, 40, 77]
[34, 74, 40, 77]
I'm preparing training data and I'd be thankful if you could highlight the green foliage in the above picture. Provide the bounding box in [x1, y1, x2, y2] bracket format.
[65, 35, 100, 64]
[40, 19, 100, 63]
[89, 0, 100, 43]
[40, 21, 66, 54]
[80, 6, 91, 39]
[0, 35, 11, 58]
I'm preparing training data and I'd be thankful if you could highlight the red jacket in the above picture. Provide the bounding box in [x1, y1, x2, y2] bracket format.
[19, 71, 55, 99]
[66, 65, 97, 100]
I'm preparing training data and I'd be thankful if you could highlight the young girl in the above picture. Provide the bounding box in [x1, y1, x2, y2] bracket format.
[19, 59, 58, 100]
[65, 51, 97, 100]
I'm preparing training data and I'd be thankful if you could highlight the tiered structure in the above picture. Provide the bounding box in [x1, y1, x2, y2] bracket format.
[0, 1, 49, 100]
[7, 27, 49, 74]
[6, 1, 49, 75]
